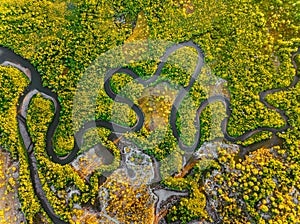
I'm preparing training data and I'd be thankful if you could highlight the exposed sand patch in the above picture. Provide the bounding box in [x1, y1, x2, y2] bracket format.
[0, 148, 25, 223]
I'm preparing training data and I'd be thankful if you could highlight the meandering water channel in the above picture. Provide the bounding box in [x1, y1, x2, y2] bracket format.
[0, 42, 298, 223]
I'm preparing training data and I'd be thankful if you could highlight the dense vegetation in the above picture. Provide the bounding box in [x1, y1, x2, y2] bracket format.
[204, 146, 300, 223]
[0, 0, 299, 223]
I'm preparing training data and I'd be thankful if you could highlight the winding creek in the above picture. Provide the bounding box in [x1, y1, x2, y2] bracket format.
[0, 42, 299, 223]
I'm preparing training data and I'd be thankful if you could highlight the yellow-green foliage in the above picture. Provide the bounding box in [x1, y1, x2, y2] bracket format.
[2, 0, 299, 154]
[237, 131, 273, 147]
[99, 171, 155, 224]
[26, 95, 91, 222]
[26, 95, 71, 221]
[0, 67, 42, 223]
[0, 0, 300, 223]
[166, 176, 209, 223]
[0, 67, 29, 157]
[209, 147, 300, 223]
[164, 157, 220, 223]
[159, 147, 183, 179]
[266, 81, 300, 162]
[26, 95, 122, 222]
[0, 0, 132, 155]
